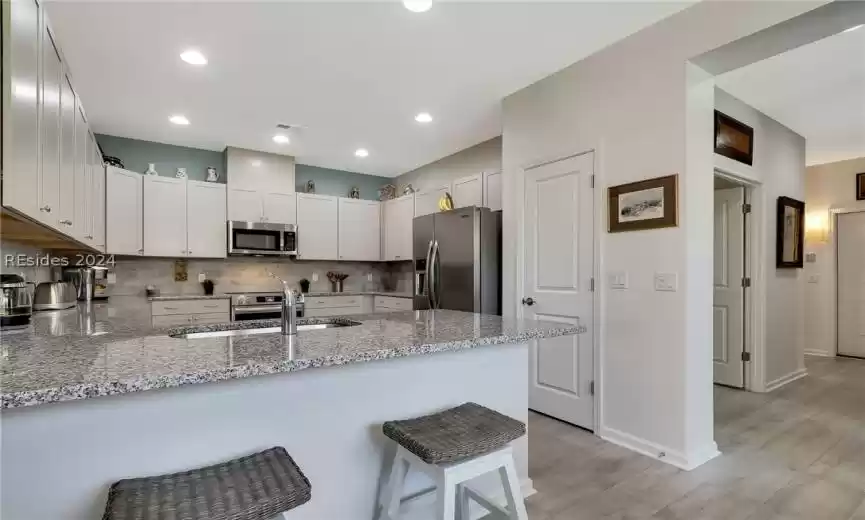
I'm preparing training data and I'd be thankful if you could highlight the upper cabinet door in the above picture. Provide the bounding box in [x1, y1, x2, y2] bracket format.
[143, 176, 188, 257]
[90, 136, 106, 250]
[58, 71, 77, 231]
[227, 187, 262, 222]
[73, 102, 89, 241]
[451, 174, 482, 209]
[187, 181, 226, 258]
[225, 147, 295, 194]
[39, 25, 63, 226]
[384, 195, 414, 261]
[338, 198, 381, 261]
[3, 0, 41, 218]
[483, 171, 502, 211]
[296, 194, 338, 260]
[414, 185, 450, 217]
[106, 167, 143, 255]
[263, 191, 297, 224]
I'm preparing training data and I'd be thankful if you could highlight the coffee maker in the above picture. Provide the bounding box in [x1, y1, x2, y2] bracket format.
[62, 266, 112, 301]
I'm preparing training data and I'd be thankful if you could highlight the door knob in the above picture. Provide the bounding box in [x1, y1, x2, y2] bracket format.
[522, 297, 536, 306]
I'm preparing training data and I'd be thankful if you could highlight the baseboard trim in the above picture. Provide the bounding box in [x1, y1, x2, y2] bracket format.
[805, 349, 834, 357]
[599, 426, 719, 471]
[764, 368, 807, 392]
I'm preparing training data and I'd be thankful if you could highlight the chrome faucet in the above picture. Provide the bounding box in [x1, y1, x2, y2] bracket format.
[267, 271, 303, 335]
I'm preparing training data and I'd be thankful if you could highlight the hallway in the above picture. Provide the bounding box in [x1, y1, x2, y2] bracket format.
[526, 356, 865, 519]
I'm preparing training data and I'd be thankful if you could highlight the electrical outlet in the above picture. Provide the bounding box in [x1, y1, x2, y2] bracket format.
[654, 272, 678, 292]
[367, 272, 373, 282]
[312, 272, 319, 282]
[198, 273, 206, 283]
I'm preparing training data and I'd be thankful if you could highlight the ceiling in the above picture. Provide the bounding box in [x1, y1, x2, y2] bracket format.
[716, 25, 865, 167]
[45, 1, 692, 177]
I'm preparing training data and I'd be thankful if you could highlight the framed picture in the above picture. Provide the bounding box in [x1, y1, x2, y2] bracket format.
[856, 173, 865, 201]
[715, 111, 754, 166]
[776, 196, 805, 268]
[608, 174, 678, 233]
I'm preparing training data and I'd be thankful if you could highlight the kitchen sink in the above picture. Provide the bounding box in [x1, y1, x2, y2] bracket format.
[170, 320, 361, 339]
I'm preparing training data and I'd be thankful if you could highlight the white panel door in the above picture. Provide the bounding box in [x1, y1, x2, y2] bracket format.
[106, 167, 143, 255]
[296, 194, 338, 260]
[143, 176, 188, 257]
[263, 192, 297, 224]
[713, 187, 745, 388]
[523, 153, 594, 429]
[452, 174, 483, 209]
[187, 181, 227, 258]
[338, 198, 381, 261]
[57, 72, 77, 232]
[414, 185, 450, 217]
[3, 0, 41, 219]
[227, 187, 262, 222]
[484, 171, 502, 211]
[39, 26, 63, 226]
[838, 211, 865, 358]
[384, 194, 414, 261]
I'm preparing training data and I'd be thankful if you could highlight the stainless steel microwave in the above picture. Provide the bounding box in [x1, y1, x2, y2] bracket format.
[227, 221, 298, 256]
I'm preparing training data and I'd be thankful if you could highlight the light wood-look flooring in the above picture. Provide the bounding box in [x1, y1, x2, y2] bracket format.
[525, 356, 865, 519]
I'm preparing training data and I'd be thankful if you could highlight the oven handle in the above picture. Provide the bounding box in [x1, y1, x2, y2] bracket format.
[233, 305, 283, 314]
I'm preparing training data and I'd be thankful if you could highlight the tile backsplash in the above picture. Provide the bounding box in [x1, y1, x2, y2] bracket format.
[0, 240, 52, 283]
[111, 256, 393, 296]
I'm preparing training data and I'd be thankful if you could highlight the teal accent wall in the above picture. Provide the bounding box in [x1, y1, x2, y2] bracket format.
[295, 164, 389, 201]
[95, 134, 226, 183]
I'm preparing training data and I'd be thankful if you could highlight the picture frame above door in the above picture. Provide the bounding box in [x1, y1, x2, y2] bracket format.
[856, 172, 865, 201]
[714, 111, 754, 166]
[776, 196, 805, 268]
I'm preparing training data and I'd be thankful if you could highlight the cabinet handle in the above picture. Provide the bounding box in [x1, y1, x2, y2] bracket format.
[395, 255, 401, 259]
[58, 219, 72, 225]
[85, 234, 93, 239]
[187, 250, 192, 255]
[138, 248, 144, 253]
[40, 205, 52, 213]
[164, 306, 179, 310]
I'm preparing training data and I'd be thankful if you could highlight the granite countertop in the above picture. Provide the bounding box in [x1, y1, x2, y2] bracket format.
[148, 295, 231, 301]
[0, 297, 585, 410]
[148, 292, 412, 301]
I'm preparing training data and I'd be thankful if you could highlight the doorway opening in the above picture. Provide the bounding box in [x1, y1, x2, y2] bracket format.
[712, 172, 755, 390]
[836, 210, 865, 359]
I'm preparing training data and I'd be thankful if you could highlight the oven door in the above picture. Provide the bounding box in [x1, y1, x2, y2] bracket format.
[232, 305, 282, 321]
[228, 222, 286, 256]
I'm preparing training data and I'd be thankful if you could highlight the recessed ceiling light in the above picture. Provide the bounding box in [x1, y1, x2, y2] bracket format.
[415, 112, 433, 123]
[169, 115, 190, 125]
[403, 0, 432, 13]
[355, 148, 369, 158]
[273, 134, 290, 144]
[843, 24, 863, 33]
[180, 49, 207, 66]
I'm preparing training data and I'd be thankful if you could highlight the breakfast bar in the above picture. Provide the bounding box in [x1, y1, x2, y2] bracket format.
[0, 298, 583, 519]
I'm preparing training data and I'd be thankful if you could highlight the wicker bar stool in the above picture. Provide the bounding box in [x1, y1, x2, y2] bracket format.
[102, 447, 311, 520]
[378, 402, 528, 520]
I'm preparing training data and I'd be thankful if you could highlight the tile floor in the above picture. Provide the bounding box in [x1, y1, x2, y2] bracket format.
[525, 356, 865, 519]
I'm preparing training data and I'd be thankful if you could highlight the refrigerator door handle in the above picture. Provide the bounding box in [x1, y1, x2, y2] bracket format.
[431, 240, 441, 309]
[425, 240, 434, 307]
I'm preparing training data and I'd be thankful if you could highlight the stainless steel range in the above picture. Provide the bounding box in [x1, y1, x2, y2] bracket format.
[227, 291, 305, 321]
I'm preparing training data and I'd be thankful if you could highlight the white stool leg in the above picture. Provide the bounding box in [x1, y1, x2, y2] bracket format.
[381, 448, 409, 519]
[435, 473, 456, 520]
[498, 459, 528, 520]
[457, 484, 471, 520]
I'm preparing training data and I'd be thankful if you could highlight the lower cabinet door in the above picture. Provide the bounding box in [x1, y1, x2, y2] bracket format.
[151, 314, 196, 328]
[305, 306, 363, 317]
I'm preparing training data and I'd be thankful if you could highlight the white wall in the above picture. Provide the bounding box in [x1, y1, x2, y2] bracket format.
[395, 137, 501, 193]
[804, 157, 865, 356]
[714, 88, 807, 388]
[502, 0, 823, 469]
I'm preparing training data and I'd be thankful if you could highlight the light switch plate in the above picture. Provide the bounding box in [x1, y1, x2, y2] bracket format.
[609, 271, 628, 290]
[654, 272, 678, 292]
[312, 272, 319, 282]
[805, 252, 817, 263]
[198, 273, 206, 283]
[367, 272, 373, 282]
[808, 274, 820, 284]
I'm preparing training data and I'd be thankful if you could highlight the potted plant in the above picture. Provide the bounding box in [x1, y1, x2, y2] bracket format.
[201, 279, 215, 296]
[299, 278, 310, 294]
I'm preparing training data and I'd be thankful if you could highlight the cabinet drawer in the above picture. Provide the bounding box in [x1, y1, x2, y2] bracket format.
[151, 299, 230, 316]
[304, 296, 363, 309]
[374, 296, 413, 311]
[192, 313, 231, 325]
[304, 306, 363, 317]
[152, 314, 196, 328]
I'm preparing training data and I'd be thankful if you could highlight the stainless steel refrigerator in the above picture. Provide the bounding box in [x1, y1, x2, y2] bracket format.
[413, 206, 501, 314]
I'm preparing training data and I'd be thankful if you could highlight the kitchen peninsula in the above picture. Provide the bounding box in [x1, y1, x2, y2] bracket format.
[0, 297, 584, 519]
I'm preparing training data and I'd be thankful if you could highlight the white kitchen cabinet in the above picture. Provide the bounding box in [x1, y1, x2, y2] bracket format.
[57, 71, 76, 231]
[90, 141, 106, 251]
[383, 194, 414, 261]
[187, 181, 227, 258]
[483, 171, 502, 211]
[39, 25, 62, 226]
[451, 174, 482, 209]
[338, 198, 380, 261]
[414, 184, 450, 217]
[374, 296, 413, 313]
[225, 147, 295, 193]
[106, 167, 143, 255]
[227, 187, 262, 222]
[73, 103, 89, 242]
[296, 194, 338, 260]
[263, 191, 297, 224]
[2, 0, 41, 219]
[143, 176, 188, 257]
